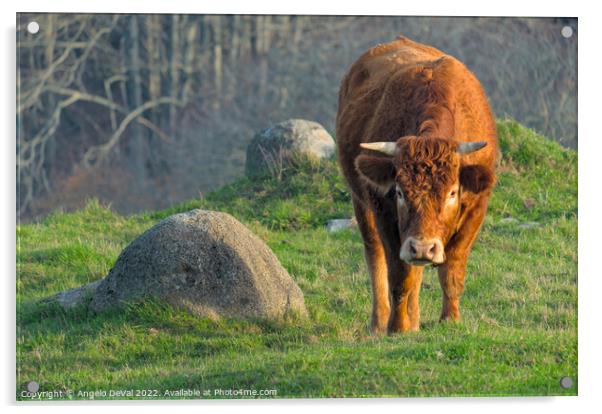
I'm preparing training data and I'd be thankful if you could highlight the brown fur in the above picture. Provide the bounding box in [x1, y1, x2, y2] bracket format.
[336, 36, 498, 334]
[395, 137, 459, 208]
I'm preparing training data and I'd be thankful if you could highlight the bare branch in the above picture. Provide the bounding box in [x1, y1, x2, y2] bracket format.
[81, 97, 183, 168]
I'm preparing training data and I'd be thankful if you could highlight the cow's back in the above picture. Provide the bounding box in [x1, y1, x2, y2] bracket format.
[336, 36, 497, 198]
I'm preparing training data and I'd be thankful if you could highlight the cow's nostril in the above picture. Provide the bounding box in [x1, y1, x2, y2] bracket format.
[429, 244, 436, 255]
[410, 243, 417, 255]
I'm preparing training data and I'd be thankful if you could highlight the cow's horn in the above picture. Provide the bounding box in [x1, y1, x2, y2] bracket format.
[360, 142, 398, 156]
[457, 141, 487, 154]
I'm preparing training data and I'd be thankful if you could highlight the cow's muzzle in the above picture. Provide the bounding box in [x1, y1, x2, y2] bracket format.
[400, 237, 445, 266]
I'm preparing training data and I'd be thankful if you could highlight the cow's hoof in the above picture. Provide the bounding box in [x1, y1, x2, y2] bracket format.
[388, 327, 419, 335]
[370, 323, 389, 336]
[439, 314, 460, 323]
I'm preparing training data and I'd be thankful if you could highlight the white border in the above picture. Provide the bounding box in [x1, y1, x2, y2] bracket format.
[3, 1, 600, 413]
[5, 0, 582, 17]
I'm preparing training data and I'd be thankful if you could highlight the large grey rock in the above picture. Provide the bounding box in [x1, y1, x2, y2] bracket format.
[245, 119, 335, 177]
[54, 209, 307, 320]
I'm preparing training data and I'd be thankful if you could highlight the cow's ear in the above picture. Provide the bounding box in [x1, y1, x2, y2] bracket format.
[460, 165, 495, 194]
[355, 154, 396, 194]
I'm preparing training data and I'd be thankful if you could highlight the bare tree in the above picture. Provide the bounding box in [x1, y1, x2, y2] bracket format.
[16, 14, 577, 220]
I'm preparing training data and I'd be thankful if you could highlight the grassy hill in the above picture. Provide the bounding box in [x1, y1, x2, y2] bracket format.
[16, 120, 577, 399]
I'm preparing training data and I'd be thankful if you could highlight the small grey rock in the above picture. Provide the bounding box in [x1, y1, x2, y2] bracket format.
[50, 279, 102, 309]
[245, 119, 335, 177]
[518, 221, 540, 229]
[326, 218, 357, 233]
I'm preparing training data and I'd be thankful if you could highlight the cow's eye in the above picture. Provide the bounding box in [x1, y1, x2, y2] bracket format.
[449, 190, 456, 198]
[396, 187, 405, 204]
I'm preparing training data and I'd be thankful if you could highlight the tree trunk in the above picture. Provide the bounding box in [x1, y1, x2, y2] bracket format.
[212, 15, 223, 110]
[182, 19, 198, 103]
[170, 14, 181, 133]
[126, 15, 147, 188]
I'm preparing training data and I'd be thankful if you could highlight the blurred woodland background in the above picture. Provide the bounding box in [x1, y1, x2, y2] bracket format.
[16, 14, 577, 221]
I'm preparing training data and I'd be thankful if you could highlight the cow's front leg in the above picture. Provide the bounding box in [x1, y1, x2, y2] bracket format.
[366, 243, 390, 334]
[437, 258, 466, 321]
[353, 196, 390, 335]
[438, 194, 489, 322]
[407, 268, 423, 331]
[388, 264, 423, 333]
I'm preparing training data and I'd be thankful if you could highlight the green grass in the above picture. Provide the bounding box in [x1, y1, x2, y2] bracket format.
[16, 119, 577, 399]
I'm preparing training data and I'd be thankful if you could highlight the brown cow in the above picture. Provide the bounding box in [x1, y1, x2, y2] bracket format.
[336, 36, 497, 335]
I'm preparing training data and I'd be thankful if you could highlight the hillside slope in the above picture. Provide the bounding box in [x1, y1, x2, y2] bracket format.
[16, 120, 577, 399]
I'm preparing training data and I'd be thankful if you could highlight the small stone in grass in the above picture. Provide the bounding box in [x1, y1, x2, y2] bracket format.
[518, 221, 540, 229]
[326, 218, 357, 233]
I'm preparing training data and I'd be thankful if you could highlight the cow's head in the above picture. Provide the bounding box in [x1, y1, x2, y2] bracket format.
[354, 136, 493, 266]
